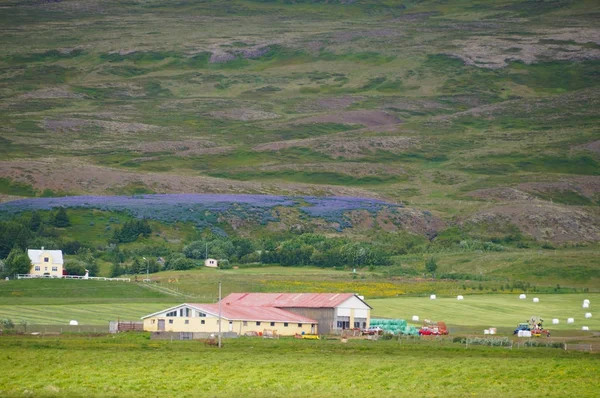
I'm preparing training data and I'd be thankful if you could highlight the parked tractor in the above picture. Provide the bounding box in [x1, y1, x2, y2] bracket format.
[513, 317, 550, 337]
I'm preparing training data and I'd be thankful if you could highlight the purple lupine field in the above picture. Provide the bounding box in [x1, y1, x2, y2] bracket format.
[0, 194, 402, 230]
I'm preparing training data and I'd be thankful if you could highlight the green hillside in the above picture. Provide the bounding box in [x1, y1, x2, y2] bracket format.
[0, 0, 598, 284]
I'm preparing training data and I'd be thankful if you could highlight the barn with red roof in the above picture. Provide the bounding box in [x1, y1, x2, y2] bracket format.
[142, 292, 371, 336]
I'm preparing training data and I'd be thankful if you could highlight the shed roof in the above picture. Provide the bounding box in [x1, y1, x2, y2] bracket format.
[190, 303, 317, 323]
[27, 249, 64, 265]
[221, 293, 371, 309]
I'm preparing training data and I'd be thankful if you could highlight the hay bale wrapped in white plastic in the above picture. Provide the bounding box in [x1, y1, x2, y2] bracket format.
[567, 318, 574, 324]
[583, 302, 590, 308]
[489, 328, 497, 335]
[430, 294, 436, 300]
[457, 295, 464, 300]
[519, 294, 526, 299]
[582, 326, 589, 331]
[584, 299, 590, 304]
[552, 319, 559, 324]
[69, 320, 78, 326]
[412, 315, 419, 322]
[484, 329, 490, 335]
[533, 297, 539, 303]
[585, 313, 592, 319]
[518, 330, 532, 337]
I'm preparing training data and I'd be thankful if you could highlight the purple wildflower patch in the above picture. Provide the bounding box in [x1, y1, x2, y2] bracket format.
[0, 194, 402, 230]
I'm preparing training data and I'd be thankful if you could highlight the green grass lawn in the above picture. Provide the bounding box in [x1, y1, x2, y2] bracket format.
[0, 335, 597, 397]
[371, 294, 600, 333]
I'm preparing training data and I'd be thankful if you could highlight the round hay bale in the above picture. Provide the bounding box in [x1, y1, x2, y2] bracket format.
[519, 294, 526, 299]
[484, 329, 490, 335]
[69, 320, 78, 326]
[583, 299, 590, 304]
[412, 315, 419, 321]
[552, 318, 559, 324]
[585, 312, 592, 319]
[567, 318, 574, 324]
[457, 295, 464, 300]
[533, 297, 540, 303]
[583, 302, 590, 308]
[582, 326, 589, 331]
[430, 294, 436, 300]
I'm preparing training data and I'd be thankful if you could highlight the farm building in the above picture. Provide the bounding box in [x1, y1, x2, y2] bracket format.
[204, 258, 218, 268]
[142, 302, 317, 336]
[27, 248, 63, 278]
[142, 293, 371, 336]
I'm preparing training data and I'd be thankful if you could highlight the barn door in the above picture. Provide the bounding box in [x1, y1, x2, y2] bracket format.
[158, 319, 165, 331]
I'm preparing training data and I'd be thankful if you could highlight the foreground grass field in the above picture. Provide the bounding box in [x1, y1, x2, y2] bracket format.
[0, 335, 598, 397]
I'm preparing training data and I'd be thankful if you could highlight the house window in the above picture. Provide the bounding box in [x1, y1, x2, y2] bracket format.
[256, 322, 261, 326]
[151, 319, 156, 324]
[284, 323, 288, 327]
[270, 322, 275, 327]
[298, 323, 303, 327]
[44, 267, 48, 271]
[354, 321, 361, 328]
[363, 322, 367, 328]
[52, 267, 58, 272]
[243, 321, 248, 326]
[44, 257, 49, 263]
[185, 320, 189, 324]
[168, 320, 173, 324]
[197, 312, 206, 317]
[35, 266, 40, 271]
[166, 311, 177, 317]
[201, 320, 205, 325]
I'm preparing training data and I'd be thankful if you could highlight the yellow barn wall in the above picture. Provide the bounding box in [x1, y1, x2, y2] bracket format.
[143, 317, 315, 336]
[29, 251, 63, 277]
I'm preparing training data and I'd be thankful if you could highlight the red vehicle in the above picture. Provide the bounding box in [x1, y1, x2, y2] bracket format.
[419, 320, 448, 336]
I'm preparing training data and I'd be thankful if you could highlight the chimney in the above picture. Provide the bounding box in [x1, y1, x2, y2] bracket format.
[41, 246, 44, 251]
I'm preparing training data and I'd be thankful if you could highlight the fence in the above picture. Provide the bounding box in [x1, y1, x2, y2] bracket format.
[150, 331, 238, 341]
[564, 343, 597, 353]
[16, 274, 130, 282]
[18, 324, 110, 334]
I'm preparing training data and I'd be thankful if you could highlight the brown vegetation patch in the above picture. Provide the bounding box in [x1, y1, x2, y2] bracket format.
[517, 176, 600, 201]
[467, 188, 535, 202]
[42, 118, 160, 134]
[573, 140, 600, 154]
[446, 28, 600, 69]
[376, 208, 445, 239]
[19, 86, 84, 100]
[235, 162, 407, 178]
[208, 108, 280, 121]
[465, 204, 600, 242]
[295, 96, 365, 113]
[293, 110, 401, 128]
[253, 135, 418, 159]
[0, 159, 385, 199]
[129, 140, 234, 156]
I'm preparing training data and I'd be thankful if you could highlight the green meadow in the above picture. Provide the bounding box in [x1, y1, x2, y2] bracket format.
[0, 335, 598, 398]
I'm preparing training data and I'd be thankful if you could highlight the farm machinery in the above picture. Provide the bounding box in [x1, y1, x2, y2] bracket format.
[418, 320, 449, 336]
[513, 316, 550, 337]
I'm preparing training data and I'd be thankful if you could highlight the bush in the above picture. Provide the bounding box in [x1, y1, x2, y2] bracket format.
[0, 318, 15, 329]
[462, 337, 511, 346]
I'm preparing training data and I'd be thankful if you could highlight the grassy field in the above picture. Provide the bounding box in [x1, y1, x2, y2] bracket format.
[371, 294, 600, 333]
[0, 335, 598, 397]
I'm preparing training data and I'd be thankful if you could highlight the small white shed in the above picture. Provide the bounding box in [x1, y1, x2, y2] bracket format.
[204, 258, 218, 268]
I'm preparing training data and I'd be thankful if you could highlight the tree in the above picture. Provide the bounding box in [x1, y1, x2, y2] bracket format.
[64, 259, 86, 276]
[425, 257, 437, 275]
[29, 212, 42, 232]
[5, 247, 32, 275]
[110, 262, 124, 278]
[76, 248, 98, 276]
[52, 207, 71, 228]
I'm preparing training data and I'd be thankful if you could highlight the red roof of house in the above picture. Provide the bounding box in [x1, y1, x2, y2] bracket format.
[221, 293, 365, 308]
[188, 303, 317, 323]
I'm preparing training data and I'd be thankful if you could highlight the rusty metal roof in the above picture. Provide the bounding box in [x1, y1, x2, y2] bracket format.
[188, 303, 317, 323]
[221, 293, 362, 308]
